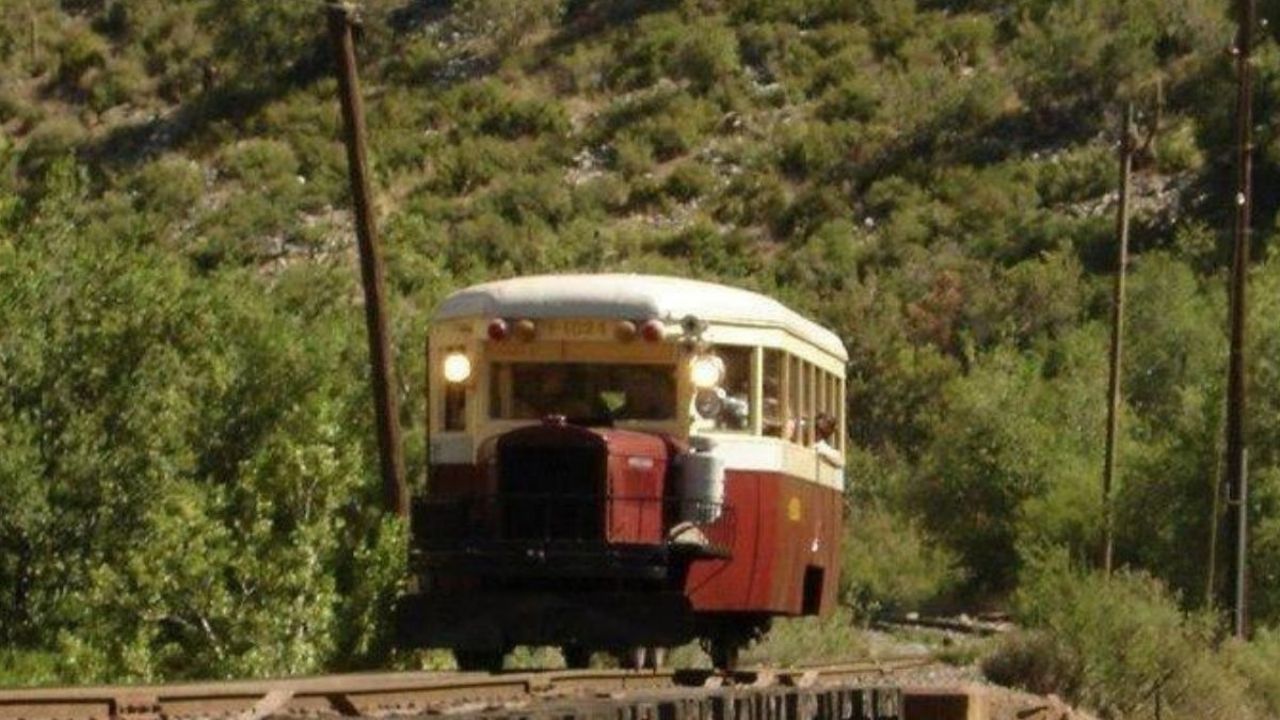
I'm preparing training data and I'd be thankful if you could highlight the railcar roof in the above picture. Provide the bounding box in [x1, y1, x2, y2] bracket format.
[434, 274, 847, 360]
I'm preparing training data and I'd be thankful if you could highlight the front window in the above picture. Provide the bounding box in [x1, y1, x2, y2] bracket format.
[490, 362, 676, 421]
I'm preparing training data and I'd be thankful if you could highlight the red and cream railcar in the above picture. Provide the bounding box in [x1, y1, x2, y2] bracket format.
[400, 275, 847, 669]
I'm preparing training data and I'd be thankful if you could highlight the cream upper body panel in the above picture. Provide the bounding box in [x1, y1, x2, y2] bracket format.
[433, 274, 847, 363]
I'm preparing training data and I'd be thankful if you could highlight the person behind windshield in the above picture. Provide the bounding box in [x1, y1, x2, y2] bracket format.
[617, 368, 671, 420]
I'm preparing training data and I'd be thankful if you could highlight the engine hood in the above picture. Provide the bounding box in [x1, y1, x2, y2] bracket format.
[481, 422, 684, 463]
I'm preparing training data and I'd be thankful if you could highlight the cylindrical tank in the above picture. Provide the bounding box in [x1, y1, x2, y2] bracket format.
[676, 436, 724, 523]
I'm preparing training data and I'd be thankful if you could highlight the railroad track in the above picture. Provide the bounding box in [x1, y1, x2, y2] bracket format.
[0, 657, 962, 720]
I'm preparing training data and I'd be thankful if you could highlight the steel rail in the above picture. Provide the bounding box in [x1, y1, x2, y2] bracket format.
[0, 658, 933, 720]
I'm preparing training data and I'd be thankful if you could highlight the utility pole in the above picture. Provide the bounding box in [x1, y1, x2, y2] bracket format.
[328, 2, 409, 520]
[1223, 0, 1255, 640]
[1102, 103, 1134, 577]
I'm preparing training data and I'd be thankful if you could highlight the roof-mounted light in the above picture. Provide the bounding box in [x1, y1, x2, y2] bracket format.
[615, 320, 638, 342]
[487, 318, 509, 341]
[640, 319, 664, 343]
[513, 318, 537, 341]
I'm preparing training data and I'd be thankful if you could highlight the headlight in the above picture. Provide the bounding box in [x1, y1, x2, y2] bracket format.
[689, 354, 724, 389]
[442, 352, 472, 383]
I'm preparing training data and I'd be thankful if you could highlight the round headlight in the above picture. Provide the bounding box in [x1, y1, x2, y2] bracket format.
[442, 352, 472, 383]
[689, 354, 724, 389]
[694, 387, 724, 419]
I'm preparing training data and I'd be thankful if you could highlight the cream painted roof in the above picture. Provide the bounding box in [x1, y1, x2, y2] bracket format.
[434, 274, 847, 360]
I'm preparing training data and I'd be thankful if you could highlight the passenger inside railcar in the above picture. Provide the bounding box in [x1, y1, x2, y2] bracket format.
[498, 362, 676, 423]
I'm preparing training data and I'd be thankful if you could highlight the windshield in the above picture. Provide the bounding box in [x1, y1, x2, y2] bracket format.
[490, 362, 676, 421]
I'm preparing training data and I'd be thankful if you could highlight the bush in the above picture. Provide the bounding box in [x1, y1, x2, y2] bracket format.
[840, 503, 963, 619]
[745, 609, 868, 666]
[454, 0, 563, 54]
[20, 117, 87, 176]
[130, 154, 206, 216]
[484, 172, 573, 226]
[83, 54, 152, 112]
[981, 630, 1080, 696]
[663, 161, 717, 201]
[54, 23, 109, 88]
[912, 341, 1104, 593]
[712, 167, 789, 229]
[447, 81, 570, 140]
[984, 551, 1257, 719]
[608, 14, 741, 94]
[1154, 118, 1206, 173]
[816, 78, 879, 123]
[1229, 630, 1280, 717]
[218, 138, 298, 186]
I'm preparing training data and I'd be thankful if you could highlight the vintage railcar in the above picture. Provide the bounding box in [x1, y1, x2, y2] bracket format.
[399, 275, 847, 669]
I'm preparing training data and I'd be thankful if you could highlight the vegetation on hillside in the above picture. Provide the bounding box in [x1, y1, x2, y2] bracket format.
[3, 0, 1280, 710]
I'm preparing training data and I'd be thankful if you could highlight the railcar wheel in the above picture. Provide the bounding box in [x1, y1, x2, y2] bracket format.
[707, 637, 741, 670]
[562, 645, 592, 669]
[614, 646, 648, 670]
[454, 649, 506, 672]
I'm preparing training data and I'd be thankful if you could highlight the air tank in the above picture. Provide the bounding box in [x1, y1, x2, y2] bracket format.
[676, 436, 724, 524]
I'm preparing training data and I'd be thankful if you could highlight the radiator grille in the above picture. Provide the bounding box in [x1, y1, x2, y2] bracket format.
[497, 442, 605, 541]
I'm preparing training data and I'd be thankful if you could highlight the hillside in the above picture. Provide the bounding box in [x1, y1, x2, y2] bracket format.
[4, 0, 1280, 713]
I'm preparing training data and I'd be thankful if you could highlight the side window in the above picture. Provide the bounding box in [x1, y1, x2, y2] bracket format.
[763, 349, 784, 437]
[802, 361, 815, 446]
[787, 354, 802, 444]
[815, 369, 837, 449]
[444, 384, 467, 431]
[711, 345, 753, 431]
[838, 377, 847, 451]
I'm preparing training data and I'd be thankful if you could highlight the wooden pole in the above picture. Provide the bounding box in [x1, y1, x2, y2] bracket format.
[328, 3, 409, 520]
[1102, 103, 1134, 576]
[1206, 431, 1222, 610]
[1223, 0, 1254, 640]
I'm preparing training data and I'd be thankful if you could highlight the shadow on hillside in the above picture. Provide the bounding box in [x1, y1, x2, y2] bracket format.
[541, 0, 680, 57]
[82, 41, 336, 172]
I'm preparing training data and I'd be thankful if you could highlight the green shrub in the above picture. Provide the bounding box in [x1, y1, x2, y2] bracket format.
[1229, 630, 1280, 717]
[20, 117, 87, 176]
[982, 630, 1081, 696]
[911, 342, 1104, 593]
[774, 185, 848, 240]
[985, 551, 1257, 719]
[446, 81, 570, 140]
[608, 14, 741, 94]
[431, 137, 528, 195]
[129, 154, 205, 216]
[663, 161, 717, 201]
[0, 650, 60, 687]
[484, 172, 573, 226]
[593, 87, 718, 162]
[1154, 118, 1205, 173]
[816, 78, 879, 123]
[776, 121, 848, 179]
[1032, 144, 1113, 206]
[218, 138, 298, 186]
[83, 54, 152, 112]
[454, 0, 563, 54]
[674, 22, 741, 94]
[572, 174, 631, 215]
[54, 23, 108, 88]
[934, 14, 996, 68]
[840, 504, 963, 619]
[712, 168, 789, 229]
[745, 609, 868, 666]
[610, 133, 654, 176]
